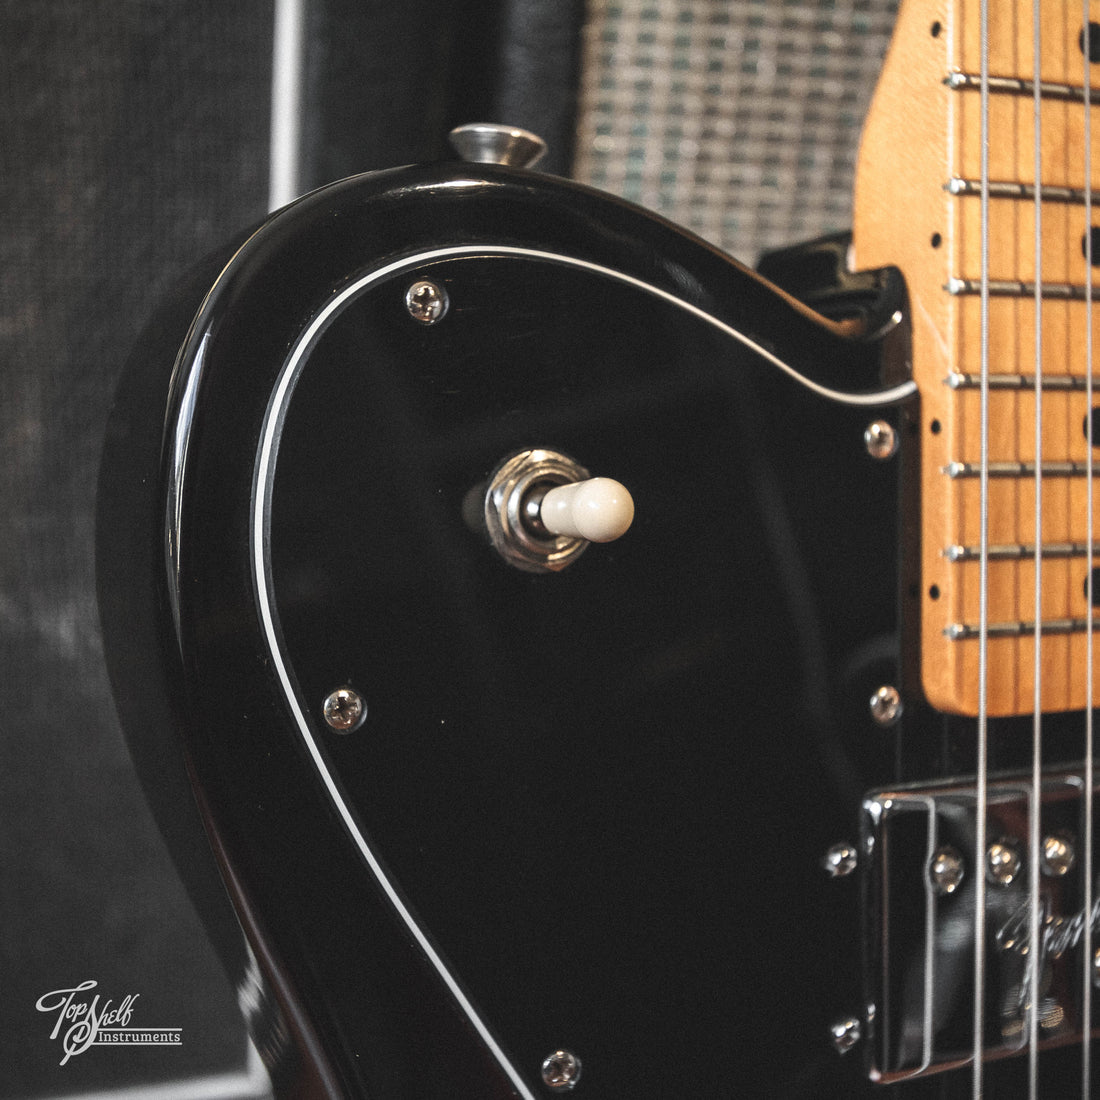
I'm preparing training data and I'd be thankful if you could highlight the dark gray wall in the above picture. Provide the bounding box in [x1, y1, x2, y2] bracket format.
[1, 3, 274, 1094]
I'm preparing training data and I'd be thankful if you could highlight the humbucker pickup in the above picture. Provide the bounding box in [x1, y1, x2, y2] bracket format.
[863, 772, 1098, 1081]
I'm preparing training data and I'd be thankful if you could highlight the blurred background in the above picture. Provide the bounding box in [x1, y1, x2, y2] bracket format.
[0, 1, 894, 1095]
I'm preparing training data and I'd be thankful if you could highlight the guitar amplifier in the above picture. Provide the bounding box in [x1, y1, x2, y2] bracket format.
[574, 0, 897, 263]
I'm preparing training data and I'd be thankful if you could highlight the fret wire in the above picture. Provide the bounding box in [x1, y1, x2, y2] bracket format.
[947, 70, 1093, 101]
[947, 177, 1100, 204]
[944, 541, 1099, 562]
[946, 277, 1098, 298]
[1028, 3, 1043, 1089]
[946, 371, 1088, 390]
[944, 460, 1098, 477]
[974, 0, 991, 1092]
[1084, 0, 1095, 1088]
[945, 617, 1100, 640]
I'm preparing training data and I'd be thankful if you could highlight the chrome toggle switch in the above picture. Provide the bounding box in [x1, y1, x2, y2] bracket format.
[478, 448, 634, 572]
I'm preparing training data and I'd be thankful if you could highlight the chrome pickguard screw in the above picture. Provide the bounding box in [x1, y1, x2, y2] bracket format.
[864, 419, 898, 460]
[405, 280, 448, 324]
[929, 845, 965, 895]
[822, 842, 858, 878]
[986, 840, 1022, 887]
[541, 1049, 581, 1090]
[1093, 947, 1100, 987]
[1041, 833, 1076, 877]
[829, 1016, 861, 1054]
[322, 687, 365, 732]
[869, 684, 903, 727]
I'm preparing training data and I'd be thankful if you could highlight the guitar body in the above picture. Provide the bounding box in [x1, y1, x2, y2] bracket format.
[98, 156, 1095, 1094]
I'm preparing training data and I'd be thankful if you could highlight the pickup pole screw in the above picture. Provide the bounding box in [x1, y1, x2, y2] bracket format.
[822, 842, 858, 878]
[928, 846, 965, 894]
[1093, 948, 1100, 987]
[1041, 833, 1076, 876]
[986, 840, 1022, 886]
[829, 1016, 861, 1054]
[869, 685, 903, 727]
[541, 1049, 581, 1090]
[405, 280, 448, 324]
[864, 419, 898, 460]
[322, 687, 365, 732]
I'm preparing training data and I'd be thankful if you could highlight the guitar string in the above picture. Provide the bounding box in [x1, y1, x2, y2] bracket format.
[973, 0, 991, 1091]
[1084, 0, 1096, 1090]
[1028, 0, 1044, 1094]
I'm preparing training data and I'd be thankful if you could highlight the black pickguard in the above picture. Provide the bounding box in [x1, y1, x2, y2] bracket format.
[98, 161, 1097, 1096]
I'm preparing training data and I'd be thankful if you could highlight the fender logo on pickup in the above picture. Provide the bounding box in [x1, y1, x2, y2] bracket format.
[996, 890, 1100, 961]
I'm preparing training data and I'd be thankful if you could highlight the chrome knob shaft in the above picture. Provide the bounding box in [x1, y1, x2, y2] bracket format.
[448, 123, 548, 169]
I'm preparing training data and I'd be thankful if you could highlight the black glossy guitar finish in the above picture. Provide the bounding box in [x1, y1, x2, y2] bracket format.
[98, 161, 1096, 1096]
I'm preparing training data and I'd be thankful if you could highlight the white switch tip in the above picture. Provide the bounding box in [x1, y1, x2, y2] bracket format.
[539, 478, 634, 543]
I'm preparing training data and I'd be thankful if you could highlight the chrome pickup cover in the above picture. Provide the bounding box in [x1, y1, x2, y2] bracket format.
[863, 772, 1098, 1081]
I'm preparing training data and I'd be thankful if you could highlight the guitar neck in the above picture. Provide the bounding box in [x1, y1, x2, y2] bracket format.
[852, 0, 1100, 717]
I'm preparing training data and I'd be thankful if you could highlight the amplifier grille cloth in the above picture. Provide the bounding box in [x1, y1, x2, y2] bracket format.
[573, 0, 898, 263]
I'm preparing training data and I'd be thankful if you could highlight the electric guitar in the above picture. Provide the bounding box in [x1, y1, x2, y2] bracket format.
[97, 0, 1099, 1094]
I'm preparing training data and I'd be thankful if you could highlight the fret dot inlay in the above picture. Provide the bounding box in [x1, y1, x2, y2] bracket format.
[1081, 22, 1100, 63]
[1083, 226, 1100, 265]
